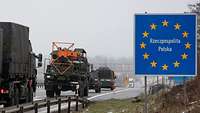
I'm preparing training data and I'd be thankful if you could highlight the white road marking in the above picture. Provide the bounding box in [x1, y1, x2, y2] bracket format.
[87, 88, 131, 100]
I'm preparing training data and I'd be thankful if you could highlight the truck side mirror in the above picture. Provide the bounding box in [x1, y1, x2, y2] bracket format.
[38, 54, 42, 62]
[90, 64, 94, 71]
[37, 53, 42, 67]
[38, 62, 42, 67]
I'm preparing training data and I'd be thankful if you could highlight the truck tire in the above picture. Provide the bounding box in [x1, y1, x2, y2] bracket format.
[95, 88, 98, 93]
[95, 86, 101, 93]
[84, 85, 88, 96]
[27, 87, 33, 102]
[7, 94, 15, 106]
[55, 90, 61, 96]
[78, 87, 84, 97]
[78, 81, 84, 97]
[46, 91, 54, 98]
[99, 87, 101, 93]
[84, 79, 89, 96]
[111, 87, 114, 91]
[14, 88, 19, 105]
[6, 84, 15, 106]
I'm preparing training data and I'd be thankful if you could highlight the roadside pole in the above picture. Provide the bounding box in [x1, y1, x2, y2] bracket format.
[162, 76, 164, 86]
[157, 76, 159, 84]
[144, 11, 148, 113]
[144, 76, 148, 113]
[183, 77, 187, 108]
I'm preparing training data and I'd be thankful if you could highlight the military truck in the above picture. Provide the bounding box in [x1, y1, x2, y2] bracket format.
[88, 69, 101, 93]
[0, 22, 42, 106]
[97, 67, 116, 90]
[44, 42, 89, 97]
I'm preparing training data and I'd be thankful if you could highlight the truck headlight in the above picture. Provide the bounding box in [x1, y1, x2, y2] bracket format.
[46, 75, 51, 78]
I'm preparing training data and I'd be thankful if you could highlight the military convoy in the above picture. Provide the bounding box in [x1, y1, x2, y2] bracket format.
[0, 22, 117, 107]
[0, 22, 42, 106]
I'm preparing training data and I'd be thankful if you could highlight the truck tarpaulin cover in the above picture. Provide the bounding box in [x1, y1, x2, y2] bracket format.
[0, 22, 29, 78]
[0, 29, 2, 74]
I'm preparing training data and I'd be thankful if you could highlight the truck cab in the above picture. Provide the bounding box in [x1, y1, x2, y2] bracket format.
[97, 67, 116, 91]
[44, 42, 89, 97]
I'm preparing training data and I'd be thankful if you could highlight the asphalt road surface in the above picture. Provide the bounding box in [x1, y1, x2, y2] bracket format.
[34, 87, 143, 101]
[34, 81, 144, 101]
[28, 82, 144, 113]
[0, 81, 144, 113]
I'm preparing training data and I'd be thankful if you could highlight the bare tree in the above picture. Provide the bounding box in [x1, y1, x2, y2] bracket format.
[188, 2, 200, 38]
[189, 2, 200, 14]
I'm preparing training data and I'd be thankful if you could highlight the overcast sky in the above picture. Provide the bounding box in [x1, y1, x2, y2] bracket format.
[0, 0, 198, 58]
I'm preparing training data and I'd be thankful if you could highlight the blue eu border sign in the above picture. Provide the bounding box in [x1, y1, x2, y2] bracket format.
[135, 14, 197, 76]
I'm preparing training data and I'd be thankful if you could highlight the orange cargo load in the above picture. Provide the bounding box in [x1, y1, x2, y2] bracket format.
[57, 49, 78, 58]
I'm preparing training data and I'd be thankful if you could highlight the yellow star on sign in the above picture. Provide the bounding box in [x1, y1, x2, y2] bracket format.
[174, 23, 181, 30]
[173, 61, 180, 68]
[142, 31, 149, 38]
[143, 53, 149, 60]
[162, 20, 168, 27]
[185, 42, 191, 49]
[181, 53, 188, 60]
[182, 31, 189, 38]
[162, 64, 168, 70]
[140, 42, 146, 49]
[150, 61, 157, 68]
[150, 23, 157, 30]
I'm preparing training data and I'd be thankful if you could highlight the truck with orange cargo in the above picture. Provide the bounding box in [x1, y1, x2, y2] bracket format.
[44, 42, 89, 97]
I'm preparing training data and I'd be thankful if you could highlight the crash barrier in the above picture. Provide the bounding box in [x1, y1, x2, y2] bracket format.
[0, 96, 89, 113]
[36, 83, 44, 88]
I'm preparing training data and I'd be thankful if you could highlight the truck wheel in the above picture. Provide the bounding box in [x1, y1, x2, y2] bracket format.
[111, 87, 114, 91]
[78, 81, 84, 97]
[84, 85, 89, 96]
[78, 87, 84, 97]
[7, 94, 15, 106]
[14, 88, 19, 105]
[27, 87, 33, 102]
[55, 90, 61, 96]
[95, 86, 101, 93]
[46, 91, 54, 98]
[95, 88, 98, 93]
[98, 87, 101, 93]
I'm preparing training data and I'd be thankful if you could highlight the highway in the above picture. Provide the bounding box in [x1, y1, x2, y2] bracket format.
[0, 81, 145, 113]
[28, 82, 144, 113]
[34, 81, 143, 101]
[34, 87, 143, 102]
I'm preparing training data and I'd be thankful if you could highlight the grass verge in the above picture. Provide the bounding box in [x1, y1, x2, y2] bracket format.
[77, 98, 144, 113]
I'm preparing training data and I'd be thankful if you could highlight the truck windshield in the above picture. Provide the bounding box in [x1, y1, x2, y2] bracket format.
[99, 71, 113, 79]
[73, 61, 87, 73]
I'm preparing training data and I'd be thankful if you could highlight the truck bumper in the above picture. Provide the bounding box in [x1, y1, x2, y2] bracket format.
[45, 80, 78, 91]
[89, 84, 95, 89]
[0, 94, 8, 105]
[89, 83, 100, 89]
[100, 81, 114, 88]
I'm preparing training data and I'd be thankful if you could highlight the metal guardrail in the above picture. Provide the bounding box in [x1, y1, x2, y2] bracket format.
[36, 83, 45, 88]
[0, 96, 89, 113]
